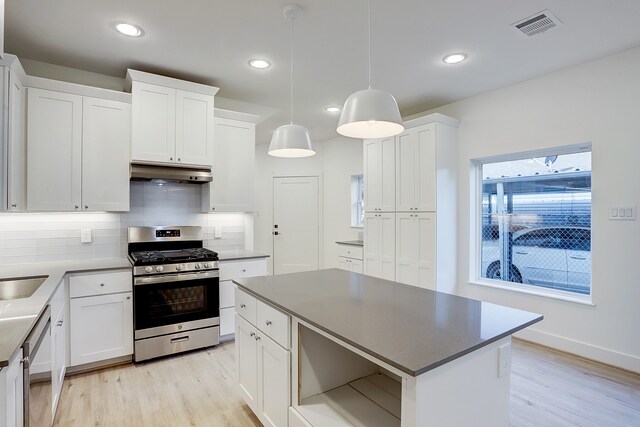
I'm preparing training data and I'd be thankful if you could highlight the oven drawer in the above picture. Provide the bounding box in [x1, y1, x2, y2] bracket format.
[257, 300, 290, 349]
[235, 287, 257, 324]
[220, 259, 267, 281]
[337, 245, 363, 260]
[69, 270, 131, 298]
[134, 326, 219, 362]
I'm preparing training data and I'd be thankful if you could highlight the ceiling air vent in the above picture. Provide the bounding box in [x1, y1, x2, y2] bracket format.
[511, 10, 562, 37]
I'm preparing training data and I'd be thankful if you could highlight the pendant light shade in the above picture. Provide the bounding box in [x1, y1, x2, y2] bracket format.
[337, 0, 404, 139]
[268, 4, 316, 158]
[268, 124, 315, 158]
[337, 88, 404, 139]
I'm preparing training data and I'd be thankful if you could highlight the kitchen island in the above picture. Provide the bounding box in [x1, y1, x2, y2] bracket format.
[234, 269, 542, 427]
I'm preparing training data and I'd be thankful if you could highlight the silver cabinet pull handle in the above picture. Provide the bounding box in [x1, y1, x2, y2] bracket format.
[250, 332, 255, 337]
[100, 283, 105, 287]
[240, 304, 246, 308]
[178, 158, 181, 162]
[255, 336, 261, 341]
[266, 320, 272, 326]
[11, 203, 17, 208]
[170, 157, 173, 161]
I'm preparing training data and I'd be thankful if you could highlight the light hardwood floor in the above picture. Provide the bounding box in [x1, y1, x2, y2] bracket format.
[54, 339, 640, 427]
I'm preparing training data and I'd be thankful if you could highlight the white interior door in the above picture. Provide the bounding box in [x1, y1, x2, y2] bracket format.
[273, 176, 320, 274]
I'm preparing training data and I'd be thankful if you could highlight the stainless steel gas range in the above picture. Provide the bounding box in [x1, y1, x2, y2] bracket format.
[128, 226, 220, 362]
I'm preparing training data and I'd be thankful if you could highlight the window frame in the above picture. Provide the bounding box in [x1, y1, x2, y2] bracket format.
[469, 143, 594, 305]
[350, 174, 365, 228]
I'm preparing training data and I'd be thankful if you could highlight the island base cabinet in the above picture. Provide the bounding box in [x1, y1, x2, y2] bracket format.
[0, 348, 23, 427]
[70, 292, 133, 366]
[236, 315, 290, 427]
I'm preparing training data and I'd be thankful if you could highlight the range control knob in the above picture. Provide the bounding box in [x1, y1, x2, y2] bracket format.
[155, 265, 164, 273]
[195, 263, 202, 269]
[203, 262, 210, 268]
[144, 266, 153, 273]
[176, 264, 183, 271]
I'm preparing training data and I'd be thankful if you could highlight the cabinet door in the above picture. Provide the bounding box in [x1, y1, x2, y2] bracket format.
[380, 213, 396, 280]
[175, 90, 214, 167]
[0, 348, 24, 427]
[416, 125, 436, 211]
[363, 139, 382, 211]
[396, 213, 418, 286]
[51, 306, 67, 420]
[350, 258, 364, 274]
[417, 213, 436, 290]
[82, 97, 131, 211]
[6, 69, 26, 211]
[204, 117, 255, 212]
[131, 82, 176, 163]
[258, 333, 290, 427]
[364, 213, 381, 277]
[27, 88, 82, 211]
[380, 136, 396, 211]
[236, 315, 258, 411]
[396, 130, 416, 212]
[69, 292, 133, 366]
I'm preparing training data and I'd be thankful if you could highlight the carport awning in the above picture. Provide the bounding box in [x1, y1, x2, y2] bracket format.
[482, 171, 591, 195]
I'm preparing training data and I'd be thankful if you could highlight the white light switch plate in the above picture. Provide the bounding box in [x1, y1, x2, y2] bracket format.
[498, 343, 511, 378]
[81, 229, 92, 243]
[214, 226, 223, 238]
[609, 205, 636, 220]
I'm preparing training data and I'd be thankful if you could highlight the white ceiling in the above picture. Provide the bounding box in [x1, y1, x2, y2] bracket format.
[6, 0, 640, 144]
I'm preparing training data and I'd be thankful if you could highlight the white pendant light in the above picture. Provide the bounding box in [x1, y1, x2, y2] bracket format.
[337, 0, 403, 139]
[269, 4, 315, 158]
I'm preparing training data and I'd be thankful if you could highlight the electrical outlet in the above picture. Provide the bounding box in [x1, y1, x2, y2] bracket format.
[498, 343, 511, 378]
[214, 226, 223, 239]
[81, 229, 92, 243]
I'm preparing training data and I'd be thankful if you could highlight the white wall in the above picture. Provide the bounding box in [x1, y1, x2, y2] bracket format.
[420, 46, 640, 372]
[253, 136, 363, 274]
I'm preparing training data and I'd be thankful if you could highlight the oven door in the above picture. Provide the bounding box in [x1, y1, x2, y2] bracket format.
[134, 270, 219, 339]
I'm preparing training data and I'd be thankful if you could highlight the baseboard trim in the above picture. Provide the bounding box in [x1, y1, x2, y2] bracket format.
[515, 328, 640, 374]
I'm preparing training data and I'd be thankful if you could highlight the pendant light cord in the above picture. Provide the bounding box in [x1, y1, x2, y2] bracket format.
[368, 0, 372, 90]
[290, 13, 294, 125]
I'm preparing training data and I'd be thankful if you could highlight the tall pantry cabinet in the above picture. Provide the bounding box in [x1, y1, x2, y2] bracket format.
[363, 113, 458, 293]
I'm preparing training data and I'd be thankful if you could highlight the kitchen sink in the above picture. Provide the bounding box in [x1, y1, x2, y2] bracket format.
[0, 276, 48, 301]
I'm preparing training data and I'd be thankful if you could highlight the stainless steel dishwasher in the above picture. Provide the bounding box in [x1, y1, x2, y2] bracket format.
[22, 305, 52, 427]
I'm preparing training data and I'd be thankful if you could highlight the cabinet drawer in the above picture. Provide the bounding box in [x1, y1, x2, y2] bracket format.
[220, 280, 235, 308]
[220, 259, 267, 281]
[69, 270, 131, 298]
[337, 245, 363, 260]
[235, 287, 257, 324]
[257, 300, 290, 349]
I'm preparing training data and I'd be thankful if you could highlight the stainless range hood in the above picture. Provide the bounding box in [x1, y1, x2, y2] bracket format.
[130, 164, 212, 184]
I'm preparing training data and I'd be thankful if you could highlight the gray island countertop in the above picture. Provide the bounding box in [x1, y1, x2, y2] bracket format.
[234, 269, 543, 376]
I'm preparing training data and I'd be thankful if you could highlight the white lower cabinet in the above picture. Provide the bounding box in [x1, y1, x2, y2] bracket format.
[336, 244, 364, 274]
[219, 258, 268, 339]
[0, 348, 23, 427]
[235, 287, 290, 427]
[51, 293, 67, 419]
[364, 213, 396, 280]
[69, 271, 133, 366]
[396, 212, 436, 290]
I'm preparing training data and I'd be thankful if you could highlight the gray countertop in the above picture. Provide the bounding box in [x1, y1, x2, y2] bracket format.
[335, 240, 364, 247]
[234, 269, 543, 377]
[216, 249, 270, 261]
[0, 258, 131, 367]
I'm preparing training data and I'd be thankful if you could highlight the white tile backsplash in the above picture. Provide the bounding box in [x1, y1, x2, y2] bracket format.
[0, 181, 247, 265]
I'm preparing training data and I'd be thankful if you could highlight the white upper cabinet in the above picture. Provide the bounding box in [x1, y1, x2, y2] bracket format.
[396, 124, 436, 212]
[5, 60, 27, 211]
[128, 70, 219, 168]
[82, 97, 131, 211]
[27, 86, 131, 212]
[363, 136, 395, 212]
[27, 88, 83, 211]
[203, 114, 256, 212]
[131, 82, 176, 163]
[176, 90, 214, 166]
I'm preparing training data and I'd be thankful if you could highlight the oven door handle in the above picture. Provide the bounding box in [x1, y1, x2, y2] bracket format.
[134, 270, 220, 286]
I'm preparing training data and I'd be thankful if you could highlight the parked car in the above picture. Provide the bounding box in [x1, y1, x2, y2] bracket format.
[482, 226, 591, 294]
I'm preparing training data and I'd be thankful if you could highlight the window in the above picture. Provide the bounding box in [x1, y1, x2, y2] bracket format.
[476, 146, 592, 298]
[351, 174, 364, 228]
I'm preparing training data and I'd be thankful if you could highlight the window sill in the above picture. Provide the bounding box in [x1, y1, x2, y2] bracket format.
[468, 279, 594, 306]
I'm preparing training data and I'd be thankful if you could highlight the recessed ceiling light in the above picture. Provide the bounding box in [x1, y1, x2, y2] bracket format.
[249, 59, 271, 69]
[115, 23, 143, 37]
[325, 106, 341, 113]
[442, 53, 468, 64]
